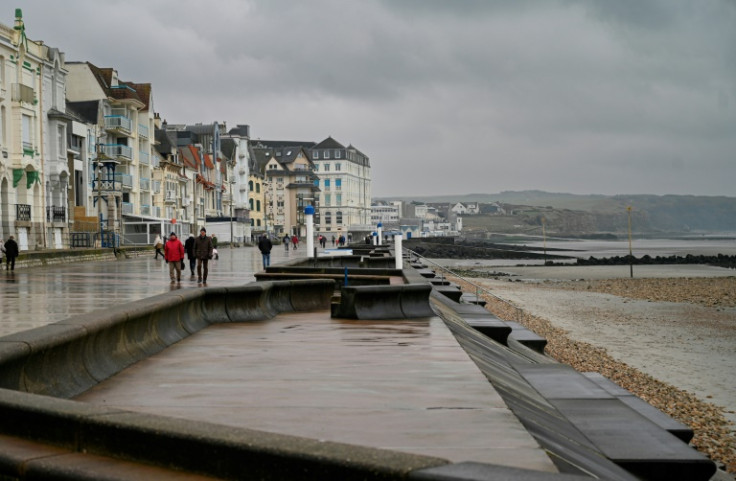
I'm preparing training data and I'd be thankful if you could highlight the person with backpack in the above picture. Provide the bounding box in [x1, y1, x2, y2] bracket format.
[3, 236, 19, 271]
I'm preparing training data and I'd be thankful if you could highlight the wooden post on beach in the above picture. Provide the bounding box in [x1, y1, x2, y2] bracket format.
[542, 217, 547, 265]
[627, 206, 633, 278]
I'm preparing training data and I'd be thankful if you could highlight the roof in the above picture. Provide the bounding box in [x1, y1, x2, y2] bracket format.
[227, 124, 250, 137]
[203, 153, 215, 170]
[312, 136, 345, 150]
[66, 100, 101, 124]
[255, 140, 316, 149]
[220, 138, 237, 161]
[127, 82, 152, 111]
[155, 129, 178, 156]
[178, 145, 200, 171]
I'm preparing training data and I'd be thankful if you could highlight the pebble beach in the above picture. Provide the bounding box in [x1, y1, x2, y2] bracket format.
[445, 267, 736, 475]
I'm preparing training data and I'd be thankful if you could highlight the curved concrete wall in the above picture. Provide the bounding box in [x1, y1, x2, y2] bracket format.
[0, 280, 335, 399]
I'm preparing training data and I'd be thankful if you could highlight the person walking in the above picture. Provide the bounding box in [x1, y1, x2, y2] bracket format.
[3, 236, 19, 271]
[194, 227, 214, 284]
[184, 234, 196, 277]
[291, 235, 299, 250]
[257, 234, 273, 269]
[164, 232, 185, 284]
[331, 235, 336, 247]
[153, 234, 164, 259]
[283, 234, 290, 252]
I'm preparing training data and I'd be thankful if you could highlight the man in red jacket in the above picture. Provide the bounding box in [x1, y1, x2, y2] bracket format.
[164, 232, 185, 284]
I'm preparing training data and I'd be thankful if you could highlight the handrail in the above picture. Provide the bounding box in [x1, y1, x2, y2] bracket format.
[403, 247, 524, 322]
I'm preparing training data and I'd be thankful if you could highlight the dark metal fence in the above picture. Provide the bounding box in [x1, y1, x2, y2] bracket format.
[16, 204, 31, 221]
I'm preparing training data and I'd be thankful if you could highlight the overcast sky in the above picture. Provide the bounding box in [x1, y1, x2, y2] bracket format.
[12, 0, 736, 197]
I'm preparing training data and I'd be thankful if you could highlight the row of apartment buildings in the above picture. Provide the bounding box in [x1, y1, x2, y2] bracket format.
[0, 10, 371, 250]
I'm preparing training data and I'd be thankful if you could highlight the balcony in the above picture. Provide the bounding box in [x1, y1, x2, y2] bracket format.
[139, 150, 150, 166]
[122, 202, 134, 215]
[102, 144, 133, 162]
[151, 156, 160, 168]
[11, 83, 35, 104]
[153, 206, 162, 218]
[104, 115, 133, 135]
[153, 181, 161, 194]
[139, 177, 151, 191]
[16, 204, 31, 221]
[46, 206, 66, 223]
[138, 123, 149, 139]
[113, 173, 133, 189]
[165, 190, 178, 204]
[141, 205, 151, 217]
[222, 193, 232, 204]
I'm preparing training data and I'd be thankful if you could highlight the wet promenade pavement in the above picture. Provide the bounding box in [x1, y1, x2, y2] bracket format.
[75, 310, 555, 470]
[0, 245, 307, 337]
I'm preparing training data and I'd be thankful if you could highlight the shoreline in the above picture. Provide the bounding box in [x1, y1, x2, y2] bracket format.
[441, 267, 736, 474]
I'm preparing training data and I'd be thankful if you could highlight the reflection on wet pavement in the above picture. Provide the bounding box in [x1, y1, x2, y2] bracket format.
[0, 246, 306, 337]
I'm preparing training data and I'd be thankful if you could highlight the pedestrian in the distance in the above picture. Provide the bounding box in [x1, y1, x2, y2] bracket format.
[283, 234, 290, 251]
[211, 234, 218, 249]
[184, 234, 196, 277]
[153, 234, 164, 259]
[291, 235, 299, 250]
[193, 227, 214, 284]
[164, 232, 185, 284]
[257, 234, 273, 269]
[3, 236, 19, 271]
[331, 235, 336, 247]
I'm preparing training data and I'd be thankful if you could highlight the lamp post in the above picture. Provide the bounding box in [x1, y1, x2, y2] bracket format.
[305, 204, 315, 258]
[627, 206, 633, 278]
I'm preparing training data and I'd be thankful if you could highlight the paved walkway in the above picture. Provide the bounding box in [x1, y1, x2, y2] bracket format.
[76, 310, 556, 471]
[0, 245, 307, 337]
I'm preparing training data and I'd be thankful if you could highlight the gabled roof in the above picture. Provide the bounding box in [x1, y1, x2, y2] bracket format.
[313, 136, 345, 150]
[178, 145, 201, 171]
[127, 82, 152, 111]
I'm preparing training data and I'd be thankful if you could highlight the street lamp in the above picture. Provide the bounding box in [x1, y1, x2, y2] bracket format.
[93, 144, 114, 248]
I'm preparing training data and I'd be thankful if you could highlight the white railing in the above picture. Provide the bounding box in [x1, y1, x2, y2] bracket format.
[139, 178, 151, 191]
[103, 144, 133, 160]
[104, 115, 132, 133]
[138, 123, 149, 139]
[139, 151, 150, 165]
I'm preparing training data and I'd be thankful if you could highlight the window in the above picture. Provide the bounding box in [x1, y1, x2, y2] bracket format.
[251, 219, 254, 226]
[323, 150, 330, 159]
[249, 198, 254, 210]
[277, 177, 283, 183]
[325, 211, 332, 224]
[324, 179, 330, 189]
[324, 194, 331, 206]
[256, 200, 261, 212]
[335, 163, 341, 171]
[336, 194, 342, 205]
[248, 180, 254, 191]
[313, 151, 319, 159]
[257, 219, 261, 227]
[335, 178, 342, 190]
[313, 179, 319, 187]
[334, 150, 341, 159]
[313, 163, 319, 171]
[336, 211, 343, 224]
[57, 125, 65, 158]
[256, 183, 260, 193]
[22, 114, 32, 150]
[324, 164, 330, 172]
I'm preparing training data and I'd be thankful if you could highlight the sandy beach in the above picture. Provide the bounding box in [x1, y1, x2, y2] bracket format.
[440, 263, 736, 474]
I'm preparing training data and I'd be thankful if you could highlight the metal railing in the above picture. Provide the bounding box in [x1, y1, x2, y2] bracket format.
[16, 204, 31, 221]
[46, 206, 67, 223]
[138, 123, 149, 139]
[139, 150, 150, 165]
[11, 83, 35, 103]
[114, 173, 133, 189]
[122, 202, 134, 215]
[139, 177, 151, 191]
[141, 204, 151, 216]
[104, 115, 132, 133]
[103, 144, 133, 160]
[403, 247, 523, 322]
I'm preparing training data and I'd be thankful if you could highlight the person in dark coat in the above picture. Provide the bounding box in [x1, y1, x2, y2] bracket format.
[3, 236, 19, 271]
[184, 234, 196, 277]
[257, 234, 273, 269]
[282, 234, 290, 251]
[193, 227, 214, 284]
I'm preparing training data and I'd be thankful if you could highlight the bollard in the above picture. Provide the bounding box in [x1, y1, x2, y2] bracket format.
[395, 234, 403, 269]
[377, 222, 383, 246]
[305, 205, 315, 258]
